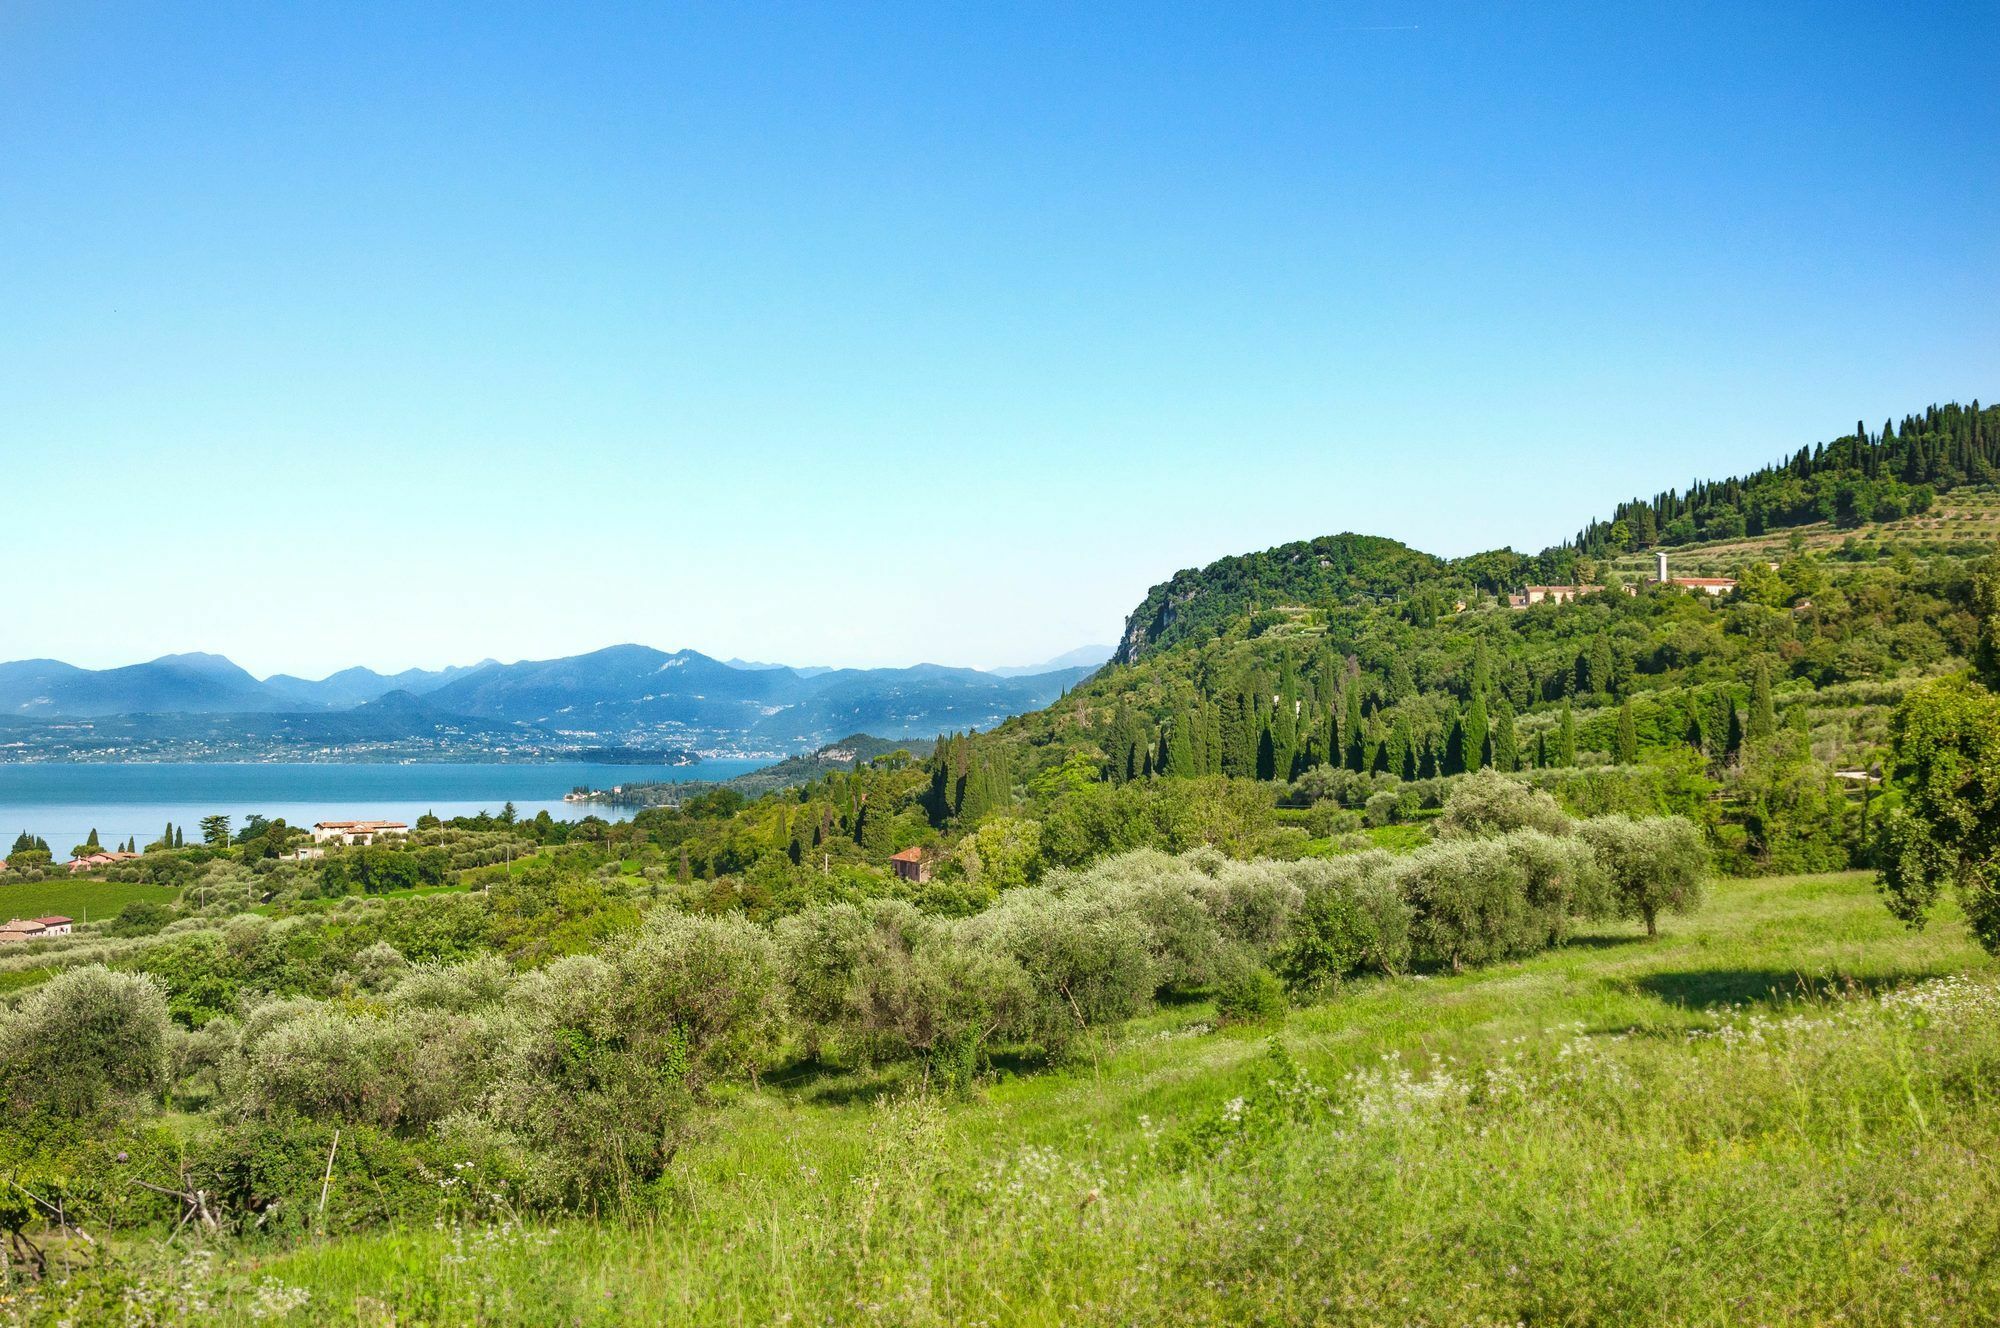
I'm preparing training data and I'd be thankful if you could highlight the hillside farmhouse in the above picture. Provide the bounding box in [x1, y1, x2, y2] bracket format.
[889, 846, 934, 883]
[67, 850, 140, 872]
[0, 916, 70, 943]
[311, 820, 411, 846]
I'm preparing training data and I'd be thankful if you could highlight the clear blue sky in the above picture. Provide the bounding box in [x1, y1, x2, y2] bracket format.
[3, 2, 1993, 679]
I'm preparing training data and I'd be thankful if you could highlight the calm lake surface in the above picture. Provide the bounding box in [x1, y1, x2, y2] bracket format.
[0, 761, 766, 851]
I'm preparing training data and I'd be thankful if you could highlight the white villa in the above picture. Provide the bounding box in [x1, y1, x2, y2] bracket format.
[311, 820, 411, 846]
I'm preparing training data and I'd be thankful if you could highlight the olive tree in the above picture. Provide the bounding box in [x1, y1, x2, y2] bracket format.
[1877, 675, 2000, 953]
[0, 966, 172, 1113]
[1578, 814, 1709, 938]
[1271, 852, 1410, 995]
[1398, 838, 1542, 972]
[1434, 769, 1574, 840]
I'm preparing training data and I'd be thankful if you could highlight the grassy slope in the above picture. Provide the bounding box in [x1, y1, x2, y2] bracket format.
[56, 869, 1999, 1327]
[0, 877, 175, 926]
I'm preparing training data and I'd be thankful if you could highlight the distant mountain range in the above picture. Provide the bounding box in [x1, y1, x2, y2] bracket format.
[990, 645, 1114, 678]
[0, 645, 1104, 761]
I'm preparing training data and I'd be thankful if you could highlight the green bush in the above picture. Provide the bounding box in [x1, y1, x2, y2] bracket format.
[1212, 963, 1287, 1026]
[0, 966, 172, 1114]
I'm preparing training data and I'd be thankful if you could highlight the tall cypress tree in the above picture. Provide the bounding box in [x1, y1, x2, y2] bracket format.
[1255, 722, 1278, 781]
[1556, 702, 1577, 767]
[1491, 698, 1519, 772]
[1616, 698, 1639, 764]
[1443, 716, 1468, 776]
[1465, 692, 1490, 771]
[1344, 684, 1367, 771]
[1748, 660, 1777, 741]
[1393, 713, 1416, 781]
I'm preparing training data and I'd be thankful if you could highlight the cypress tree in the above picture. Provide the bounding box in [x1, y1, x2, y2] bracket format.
[174, 825, 184, 849]
[1748, 660, 1777, 741]
[1725, 698, 1744, 756]
[1167, 714, 1195, 777]
[1491, 698, 1519, 772]
[1344, 685, 1367, 771]
[1443, 716, 1468, 776]
[1616, 698, 1639, 764]
[1465, 692, 1490, 771]
[1556, 702, 1577, 767]
[1255, 723, 1278, 781]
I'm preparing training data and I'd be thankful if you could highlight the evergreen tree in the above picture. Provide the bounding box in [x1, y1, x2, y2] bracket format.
[1491, 698, 1519, 772]
[174, 825, 184, 849]
[1616, 698, 1639, 764]
[1392, 713, 1416, 781]
[1748, 660, 1777, 741]
[1465, 692, 1490, 771]
[1556, 702, 1577, 767]
[85, 828, 100, 849]
[1255, 723, 1278, 781]
[1344, 684, 1367, 771]
[1725, 698, 1744, 757]
[1443, 716, 1468, 776]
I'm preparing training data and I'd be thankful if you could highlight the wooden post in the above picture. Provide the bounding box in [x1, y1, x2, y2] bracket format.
[317, 1129, 341, 1227]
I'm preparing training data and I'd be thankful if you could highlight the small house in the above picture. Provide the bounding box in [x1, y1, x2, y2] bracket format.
[32, 916, 72, 937]
[66, 850, 138, 872]
[889, 847, 934, 884]
[0, 920, 48, 944]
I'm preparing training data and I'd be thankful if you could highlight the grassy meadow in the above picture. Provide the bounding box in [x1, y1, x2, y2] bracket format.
[0, 877, 173, 927]
[15, 868, 1998, 1326]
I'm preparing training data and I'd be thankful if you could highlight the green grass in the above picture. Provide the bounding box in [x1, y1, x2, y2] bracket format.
[15, 871, 2000, 1326]
[0, 877, 176, 927]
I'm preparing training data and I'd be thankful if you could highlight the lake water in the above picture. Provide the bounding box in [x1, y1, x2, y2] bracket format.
[0, 761, 767, 852]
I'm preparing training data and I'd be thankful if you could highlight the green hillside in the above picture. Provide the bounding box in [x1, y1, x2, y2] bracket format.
[5, 402, 2000, 1325]
[1113, 533, 1446, 663]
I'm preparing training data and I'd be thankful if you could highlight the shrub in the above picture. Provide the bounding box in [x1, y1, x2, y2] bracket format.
[1496, 828, 1610, 946]
[972, 889, 1158, 1056]
[1435, 770, 1574, 840]
[1212, 963, 1287, 1026]
[1272, 853, 1410, 994]
[478, 913, 785, 1208]
[850, 931, 1032, 1090]
[0, 966, 172, 1113]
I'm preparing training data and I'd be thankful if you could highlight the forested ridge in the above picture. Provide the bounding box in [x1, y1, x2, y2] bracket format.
[1116, 400, 1999, 664]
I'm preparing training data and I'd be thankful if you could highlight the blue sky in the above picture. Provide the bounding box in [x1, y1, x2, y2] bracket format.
[2, 2, 1993, 679]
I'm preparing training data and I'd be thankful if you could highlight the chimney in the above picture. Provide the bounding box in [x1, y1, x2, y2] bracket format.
[1655, 550, 1669, 583]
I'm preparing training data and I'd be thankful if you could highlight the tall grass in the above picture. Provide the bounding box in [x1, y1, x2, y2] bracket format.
[8, 871, 1996, 1326]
